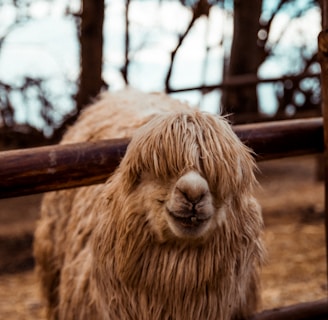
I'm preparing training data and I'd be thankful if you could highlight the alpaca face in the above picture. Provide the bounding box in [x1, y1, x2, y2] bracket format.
[121, 110, 255, 242]
[165, 171, 218, 239]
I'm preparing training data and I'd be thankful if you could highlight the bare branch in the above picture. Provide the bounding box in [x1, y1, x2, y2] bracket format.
[165, 0, 212, 92]
[121, 0, 131, 84]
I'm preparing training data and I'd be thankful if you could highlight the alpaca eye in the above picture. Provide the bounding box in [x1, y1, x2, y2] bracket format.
[157, 199, 165, 204]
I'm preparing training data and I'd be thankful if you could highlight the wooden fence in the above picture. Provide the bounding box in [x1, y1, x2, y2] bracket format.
[0, 114, 327, 320]
[0, 117, 323, 199]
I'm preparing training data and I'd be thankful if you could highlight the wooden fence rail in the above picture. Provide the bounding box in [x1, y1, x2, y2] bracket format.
[251, 298, 328, 320]
[167, 71, 320, 93]
[0, 117, 323, 199]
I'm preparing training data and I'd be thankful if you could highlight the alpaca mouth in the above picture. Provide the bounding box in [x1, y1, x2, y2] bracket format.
[167, 209, 209, 229]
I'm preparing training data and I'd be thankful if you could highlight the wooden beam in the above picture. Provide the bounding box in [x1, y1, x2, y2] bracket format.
[233, 117, 323, 160]
[318, 0, 328, 289]
[0, 138, 129, 198]
[0, 118, 323, 199]
[167, 72, 320, 93]
[251, 298, 328, 320]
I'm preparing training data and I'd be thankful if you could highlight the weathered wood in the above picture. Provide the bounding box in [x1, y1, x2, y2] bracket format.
[0, 118, 323, 199]
[318, 1, 328, 287]
[251, 298, 328, 320]
[0, 138, 129, 198]
[167, 72, 320, 93]
[234, 117, 323, 160]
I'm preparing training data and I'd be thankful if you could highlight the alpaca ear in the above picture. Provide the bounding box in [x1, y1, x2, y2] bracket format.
[117, 157, 142, 194]
[212, 114, 257, 195]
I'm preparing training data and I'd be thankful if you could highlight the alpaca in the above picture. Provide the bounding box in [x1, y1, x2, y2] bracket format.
[34, 89, 264, 320]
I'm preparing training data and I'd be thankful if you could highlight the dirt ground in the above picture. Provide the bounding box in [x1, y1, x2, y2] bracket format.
[0, 156, 327, 319]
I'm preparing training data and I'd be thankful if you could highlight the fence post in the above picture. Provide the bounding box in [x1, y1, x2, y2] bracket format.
[318, 1, 328, 285]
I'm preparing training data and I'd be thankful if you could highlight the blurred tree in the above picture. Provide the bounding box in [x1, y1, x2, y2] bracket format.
[222, 0, 262, 122]
[121, 0, 131, 83]
[0, 0, 322, 148]
[0, 0, 32, 129]
[0, 0, 59, 147]
[51, 0, 106, 142]
[165, 0, 212, 92]
[75, 0, 105, 112]
[0, 0, 105, 146]
[222, 0, 320, 123]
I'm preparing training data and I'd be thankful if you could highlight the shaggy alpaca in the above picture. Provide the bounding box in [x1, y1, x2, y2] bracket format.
[34, 89, 264, 320]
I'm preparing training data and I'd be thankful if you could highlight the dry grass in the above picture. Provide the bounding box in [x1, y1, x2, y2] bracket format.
[0, 271, 45, 320]
[257, 156, 327, 309]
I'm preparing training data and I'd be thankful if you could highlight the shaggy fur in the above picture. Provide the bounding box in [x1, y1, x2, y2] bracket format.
[34, 89, 264, 320]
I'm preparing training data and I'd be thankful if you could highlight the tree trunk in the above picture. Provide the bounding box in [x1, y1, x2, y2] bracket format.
[76, 0, 105, 111]
[222, 0, 262, 123]
[51, 0, 105, 142]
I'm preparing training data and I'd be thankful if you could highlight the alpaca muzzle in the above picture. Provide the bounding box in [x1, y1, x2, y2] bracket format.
[167, 208, 210, 228]
[166, 171, 215, 236]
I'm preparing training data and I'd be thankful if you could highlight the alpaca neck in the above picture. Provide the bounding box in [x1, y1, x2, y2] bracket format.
[110, 229, 241, 320]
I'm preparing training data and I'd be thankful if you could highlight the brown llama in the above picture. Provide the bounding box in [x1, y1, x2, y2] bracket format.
[34, 89, 264, 320]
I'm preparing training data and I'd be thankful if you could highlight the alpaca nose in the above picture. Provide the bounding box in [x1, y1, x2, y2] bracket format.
[175, 171, 209, 205]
